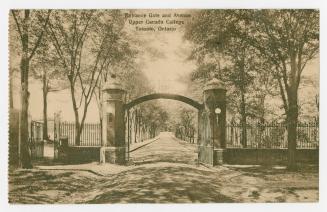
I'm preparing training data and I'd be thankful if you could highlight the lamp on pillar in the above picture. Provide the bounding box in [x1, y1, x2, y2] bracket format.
[203, 77, 227, 165]
[100, 74, 126, 164]
[215, 107, 221, 142]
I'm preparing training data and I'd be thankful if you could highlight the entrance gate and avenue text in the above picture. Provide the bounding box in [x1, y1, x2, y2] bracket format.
[99, 75, 227, 166]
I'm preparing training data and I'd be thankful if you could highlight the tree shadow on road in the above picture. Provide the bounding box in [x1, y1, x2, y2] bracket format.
[9, 170, 99, 204]
[226, 164, 318, 178]
[87, 165, 234, 203]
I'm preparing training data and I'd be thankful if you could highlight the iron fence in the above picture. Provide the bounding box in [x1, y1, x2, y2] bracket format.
[226, 122, 319, 149]
[60, 122, 101, 146]
[58, 121, 318, 149]
[30, 121, 44, 158]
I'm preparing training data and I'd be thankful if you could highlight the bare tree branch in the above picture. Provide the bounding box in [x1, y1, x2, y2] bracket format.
[11, 10, 23, 45]
[29, 10, 51, 60]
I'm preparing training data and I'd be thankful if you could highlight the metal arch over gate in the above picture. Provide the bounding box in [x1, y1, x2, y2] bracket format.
[100, 75, 227, 166]
[124, 93, 204, 110]
[124, 93, 203, 162]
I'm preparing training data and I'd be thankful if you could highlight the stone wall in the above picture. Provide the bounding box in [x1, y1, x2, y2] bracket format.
[63, 147, 101, 164]
[223, 148, 319, 165]
[198, 145, 213, 165]
[59, 146, 318, 165]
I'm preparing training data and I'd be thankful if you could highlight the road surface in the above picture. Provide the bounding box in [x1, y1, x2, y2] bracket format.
[9, 132, 318, 203]
[129, 132, 198, 165]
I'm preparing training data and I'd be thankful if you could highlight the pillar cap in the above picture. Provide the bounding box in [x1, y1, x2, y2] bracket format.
[102, 74, 125, 92]
[204, 77, 226, 91]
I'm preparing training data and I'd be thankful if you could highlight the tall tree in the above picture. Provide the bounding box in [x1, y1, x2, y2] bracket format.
[184, 9, 319, 169]
[93, 34, 136, 140]
[184, 10, 265, 147]
[30, 39, 66, 141]
[240, 10, 319, 169]
[10, 10, 51, 168]
[47, 10, 131, 145]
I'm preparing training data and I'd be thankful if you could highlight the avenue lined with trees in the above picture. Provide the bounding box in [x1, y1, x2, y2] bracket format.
[9, 10, 319, 170]
[8, 9, 320, 204]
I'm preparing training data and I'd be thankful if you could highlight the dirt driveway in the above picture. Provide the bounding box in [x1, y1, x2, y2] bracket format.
[8, 133, 319, 203]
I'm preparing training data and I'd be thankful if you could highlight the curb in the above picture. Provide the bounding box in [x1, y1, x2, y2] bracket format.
[128, 137, 160, 153]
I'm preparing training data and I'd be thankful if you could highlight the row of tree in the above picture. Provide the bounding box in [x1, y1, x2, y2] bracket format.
[174, 108, 196, 143]
[184, 10, 319, 169]
[127, 103, 169, 143]
[10, 10, 167, 168]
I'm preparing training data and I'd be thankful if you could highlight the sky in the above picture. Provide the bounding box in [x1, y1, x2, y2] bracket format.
[123, 9, 196, 94]
[139, 32, 195, 94]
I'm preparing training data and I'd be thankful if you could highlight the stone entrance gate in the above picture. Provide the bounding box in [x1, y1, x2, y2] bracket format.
[100, 75, 227, 166]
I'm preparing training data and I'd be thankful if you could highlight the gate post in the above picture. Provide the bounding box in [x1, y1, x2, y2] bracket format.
[203, 77, 227, 165]
[100, 74, 126, 164]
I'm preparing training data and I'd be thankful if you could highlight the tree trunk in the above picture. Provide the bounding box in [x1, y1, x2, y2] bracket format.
[69, 83, 81, 146]
[9, 72, 14, 108]
[20, 81, 32, 168]
[98, 89, 103, 145]
[240, 92, 247, 148]
[134, 110, 138, 143]
[74, 109, 81, 146]
[20, 64, 31, 168]
[258, 95, 266, 148]
[75, 117, 81, 146]
[42, 71, 49, 140]
[239, 60, 247, 148]
[20, 10, 32, 169]
[287, 92, 298, 170]
[287, 53, 299, 170]
[99, 116, 103, 145]
[259, 95, 266, 124]
[79, 102, 89, 145]
[286, 52, 300, 170]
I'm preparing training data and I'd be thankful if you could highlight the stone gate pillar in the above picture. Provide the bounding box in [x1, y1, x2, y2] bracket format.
[100, 75, 126, 164]
[203, 78, 227, 165]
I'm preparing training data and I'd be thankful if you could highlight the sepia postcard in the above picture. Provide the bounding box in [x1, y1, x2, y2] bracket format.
[6, 7, 320, 205]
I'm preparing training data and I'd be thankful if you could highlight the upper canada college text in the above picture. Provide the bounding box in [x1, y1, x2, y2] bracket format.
[124, 12, 192, 32]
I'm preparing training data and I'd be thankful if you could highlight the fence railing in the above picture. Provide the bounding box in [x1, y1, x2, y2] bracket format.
[226, 122, 319, 149]
[30, 121, 44, 159]
[59, 121, 318, 149]
[60, 122, 101, 146]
